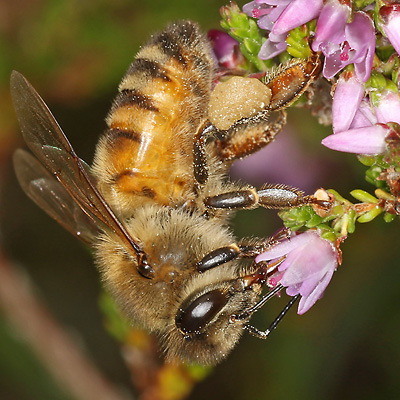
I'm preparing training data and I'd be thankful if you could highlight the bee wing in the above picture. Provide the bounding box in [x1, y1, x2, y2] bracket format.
[10, 71, 144, 257]
[13, 148, 99, 245]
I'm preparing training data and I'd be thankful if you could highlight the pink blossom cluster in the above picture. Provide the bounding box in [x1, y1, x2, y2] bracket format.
[322, 71, 400, 154]
[243, 0, 400, 83]
[243, 0, 400, 156]
[212, 1, 400, 315]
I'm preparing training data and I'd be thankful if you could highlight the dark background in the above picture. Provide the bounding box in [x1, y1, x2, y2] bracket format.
[0, 1, 399, 399]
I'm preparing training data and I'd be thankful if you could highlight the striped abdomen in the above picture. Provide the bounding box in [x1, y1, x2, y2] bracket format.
[92, 22, 213, 213]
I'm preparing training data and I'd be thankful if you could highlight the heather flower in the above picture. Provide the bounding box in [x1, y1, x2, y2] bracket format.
[374, 90, 400, 125]
[350, 99, 377, 129]
[208, 30, 243, 69]
[256, 231, 338, 314]
[323, 86, 400, 155]
[322, 124, 389, 154]
[243, 0, 323, 59]
[379, 5, 400, 56]
[331, 71, 365, 133]
[312, 6, 375, 82]
[243, 1, 290, 31]
[312, 0, 350, 50]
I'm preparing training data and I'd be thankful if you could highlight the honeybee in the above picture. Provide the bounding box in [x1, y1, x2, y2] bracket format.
[12, 21, 322, 365]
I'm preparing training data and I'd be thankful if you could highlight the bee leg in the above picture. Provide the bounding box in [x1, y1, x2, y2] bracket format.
[244, 294, 300, 339]
[193, 121, 217, 188]
[196, 231, 289, 273]
[205, 184, 330, 210]
[265, 51, 322, 111]
[196, 244, 241, 272]
[213, 53, 321, 162]
[213, 110, 286, 162]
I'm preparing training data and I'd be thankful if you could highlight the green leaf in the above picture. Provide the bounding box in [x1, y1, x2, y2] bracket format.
[350, 189, 378, 203]
[384, 212, 396, 222]
[347, 209, 357, 234]
[357, 206, 384, 223]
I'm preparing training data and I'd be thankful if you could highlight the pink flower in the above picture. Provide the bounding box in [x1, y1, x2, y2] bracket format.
[243, 1, 291, 31]
[272, 0, 322, 35]
[379, 5, 400, 56]
[312, 4, 375, 82]
[374, 90, 400, 125]
[208, 30, 243, 69]
[244, 0, 323, 59]
[256, 231, 338, 314]
[312, 0, 350, 49]
[322, 84, 400, 155]
[322, 124, 389, 154]
[331, 71, 365, 133]
[350, 99, 377, 128]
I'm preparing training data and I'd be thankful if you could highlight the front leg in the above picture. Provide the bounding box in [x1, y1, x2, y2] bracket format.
[196, 230, 290, 273]
[193, 121, 217, 188]
[204, 184, 326, 210]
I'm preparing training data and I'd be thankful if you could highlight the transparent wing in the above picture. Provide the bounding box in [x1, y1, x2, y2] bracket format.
[13, 149, 99, 245]
[11, 71, 144, 258]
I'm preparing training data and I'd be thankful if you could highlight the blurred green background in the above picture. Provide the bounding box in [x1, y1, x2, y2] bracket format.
[1, 1, 400, 399]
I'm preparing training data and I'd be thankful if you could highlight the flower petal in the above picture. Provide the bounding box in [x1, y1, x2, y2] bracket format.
[297, 268, 334, 314]
[279, 232, 335, 287]
[350, 100, 377, 129]
[332, 72, 365, 133]
[244, 0, 290, 31]
[380, 5, 400, 56]
[345, 12, 375, 82]
[321, 48, 346, 79]
[374, 90, 400, 125]
[243, 1, 257, 16]
[258, 35, 288, 59]
[322, 125, 388, 154]
[256, 231, 315, 263]
[272, 0, 323, 35]
[208, 30, 241, 69]
[312, 0, 350, 52]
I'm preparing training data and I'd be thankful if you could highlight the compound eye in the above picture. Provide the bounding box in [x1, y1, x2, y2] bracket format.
[175, 289, 228, 335]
